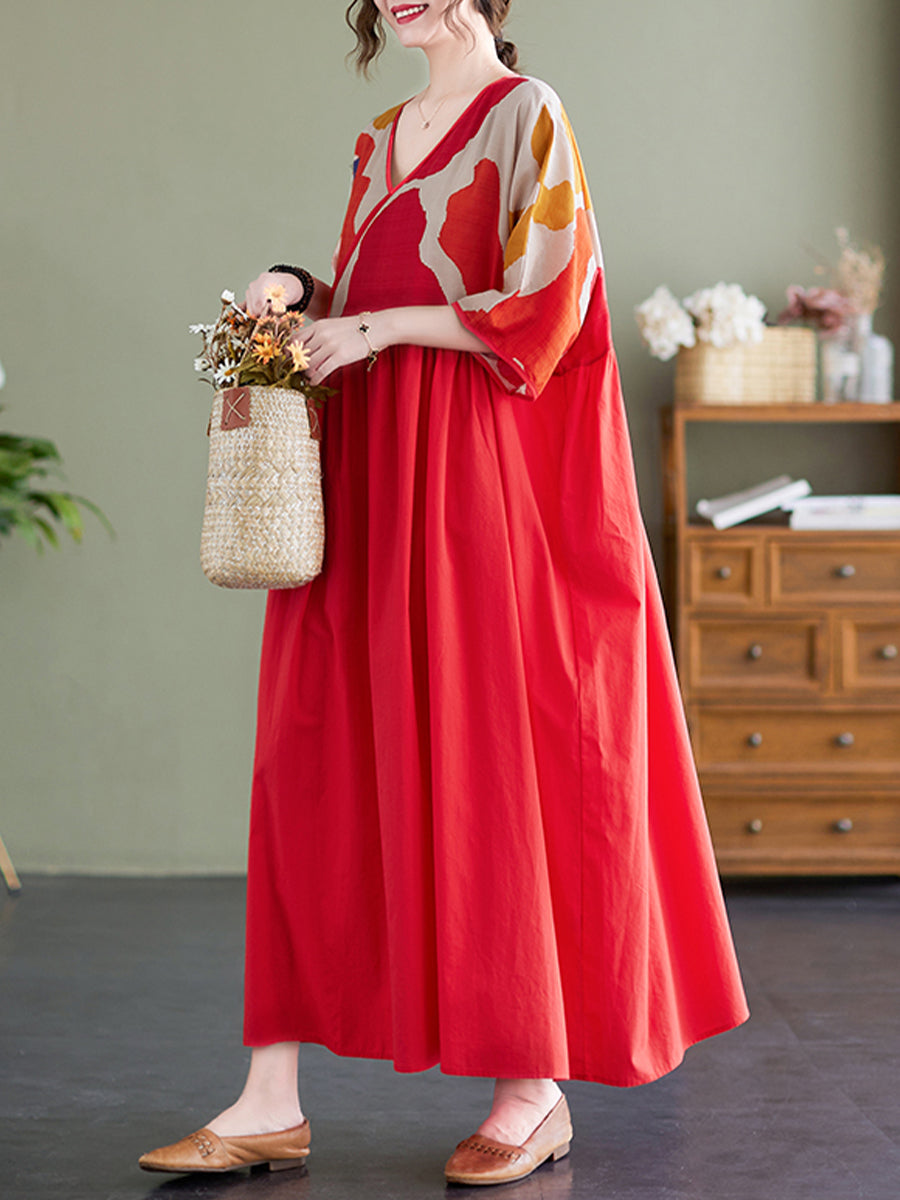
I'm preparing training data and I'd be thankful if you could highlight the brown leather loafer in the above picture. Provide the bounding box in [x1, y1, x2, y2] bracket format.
[444, 1095, 573, 1186]
[138, 1120, 311, 1173]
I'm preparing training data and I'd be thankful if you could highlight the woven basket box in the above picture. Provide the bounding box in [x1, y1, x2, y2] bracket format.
[674, 326, 816, 405]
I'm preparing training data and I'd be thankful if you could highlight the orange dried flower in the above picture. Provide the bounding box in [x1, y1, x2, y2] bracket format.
[288, 341, 310, 371]
[252, 332, 279, 364]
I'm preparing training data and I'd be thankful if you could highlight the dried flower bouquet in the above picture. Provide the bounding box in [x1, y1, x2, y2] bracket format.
[190, 288, 333, 413]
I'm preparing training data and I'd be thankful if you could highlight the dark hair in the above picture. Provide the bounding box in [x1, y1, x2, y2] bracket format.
[345, 1, 519, 76]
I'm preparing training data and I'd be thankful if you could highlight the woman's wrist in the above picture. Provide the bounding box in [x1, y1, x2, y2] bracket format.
[264, 266, 334, 320]
[268, 264, 315, 314]
[356, 313, 381, 371]
[364, 306, 487, 355]
[367, 308, 399, 351]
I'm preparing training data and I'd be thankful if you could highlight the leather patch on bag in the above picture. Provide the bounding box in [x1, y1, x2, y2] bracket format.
[221, 387, 251, 430]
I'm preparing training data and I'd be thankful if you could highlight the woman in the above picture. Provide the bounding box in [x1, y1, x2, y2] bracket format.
[141, 0, 748, 1186]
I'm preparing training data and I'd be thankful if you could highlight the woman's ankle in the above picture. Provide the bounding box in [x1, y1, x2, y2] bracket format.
[206, 1095, 304, 1138]
[206, 1044, 304, 1137]
[476, 1078, 562, 1145]
[493, 1078, 562, 1109]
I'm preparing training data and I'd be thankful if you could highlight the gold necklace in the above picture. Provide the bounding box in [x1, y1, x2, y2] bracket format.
[416, 91, 450, 130]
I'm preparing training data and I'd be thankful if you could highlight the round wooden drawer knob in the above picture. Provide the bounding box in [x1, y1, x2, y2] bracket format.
[716, 566, 732, 580]
[879, 644, 898, 660]
[835, 732, 855, 747]
[747, 732, 763, 747]
[835, 564, 856, 578]
[747, 818, 764, 834]
[747, 643, 763, 660]
[833, 818, 854, 834]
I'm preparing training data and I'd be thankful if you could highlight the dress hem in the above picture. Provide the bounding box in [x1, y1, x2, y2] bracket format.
[243, 1007, 750, 1089]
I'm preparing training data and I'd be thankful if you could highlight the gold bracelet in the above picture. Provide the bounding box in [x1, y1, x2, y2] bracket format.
[358, 312, 379, 372]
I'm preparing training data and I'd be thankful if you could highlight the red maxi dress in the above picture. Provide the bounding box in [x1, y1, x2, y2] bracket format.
[244, 75, 749, 1086]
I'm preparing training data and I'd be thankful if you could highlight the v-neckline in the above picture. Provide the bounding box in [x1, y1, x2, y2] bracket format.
[386, 75, 524, 195]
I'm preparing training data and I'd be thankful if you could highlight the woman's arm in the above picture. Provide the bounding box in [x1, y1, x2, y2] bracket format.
[297, 306, 489, 386]
[374, 307, 488, 354]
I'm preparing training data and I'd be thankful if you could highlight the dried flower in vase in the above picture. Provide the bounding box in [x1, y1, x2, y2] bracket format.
[832, 227, 885, 315]
[781, 228, 893, 403]
[792, 227, 886, 319]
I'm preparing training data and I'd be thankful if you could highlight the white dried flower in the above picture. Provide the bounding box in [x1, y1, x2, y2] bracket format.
[221, 289, 235, 304]
[193, 357, 206, 373]
[684, 282, 766, 349]
[212, 357, 240, 388]
[188, 323, 213, 336]
[635, 286, 697, 361]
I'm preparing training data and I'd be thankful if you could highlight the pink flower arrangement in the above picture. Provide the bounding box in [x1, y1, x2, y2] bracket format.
[777, 286, 855, 336]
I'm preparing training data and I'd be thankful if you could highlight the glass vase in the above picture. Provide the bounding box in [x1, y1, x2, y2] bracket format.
[819, 326, 860, 403]
[852, 312, 895, 404]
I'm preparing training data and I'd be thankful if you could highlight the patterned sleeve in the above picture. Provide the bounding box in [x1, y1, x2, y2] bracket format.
[453, 88, 603, 399]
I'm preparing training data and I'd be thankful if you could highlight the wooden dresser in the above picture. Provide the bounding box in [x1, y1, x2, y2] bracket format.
[661, 402, 900, 875]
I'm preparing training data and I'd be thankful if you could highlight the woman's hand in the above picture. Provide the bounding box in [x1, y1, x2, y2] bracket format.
[244, 271, 305, 317]
[291, 316, 377, 385]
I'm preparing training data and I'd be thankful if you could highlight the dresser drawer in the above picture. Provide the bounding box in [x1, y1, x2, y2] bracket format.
[839, 616, 900, 692]
[686, 618, 826, 693]
[771, 540, 900, 604]
[686, 540, 762, 607]
[691, 707, 900, 773]
[703, 794, 900, 866]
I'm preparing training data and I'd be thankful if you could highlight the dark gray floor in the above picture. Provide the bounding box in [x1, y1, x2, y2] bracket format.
[1, 875, 898, 1200]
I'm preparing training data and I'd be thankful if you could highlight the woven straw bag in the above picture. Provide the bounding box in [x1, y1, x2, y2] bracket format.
[201, 385, 324, 589]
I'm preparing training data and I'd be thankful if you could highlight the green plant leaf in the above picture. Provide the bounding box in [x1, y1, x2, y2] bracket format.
[0, 411, 114, 552]
[0, 433, 61, 464]
[71, 495, 116, 539]
[37, 491, 85, 541]
[32, 515, 59, 548]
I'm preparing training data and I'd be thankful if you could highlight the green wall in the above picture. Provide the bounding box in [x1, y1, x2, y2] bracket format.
[1, 1, 898, 873]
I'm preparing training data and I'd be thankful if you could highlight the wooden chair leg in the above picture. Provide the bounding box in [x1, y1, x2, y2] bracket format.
[0, 833, 21, 894]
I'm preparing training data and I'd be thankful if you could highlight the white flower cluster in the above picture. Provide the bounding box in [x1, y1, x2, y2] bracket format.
[192, 341, 238, 388]
[683, 282, 766, 349]
[189, 291, 248, 390]
[634, 286, 697, 361]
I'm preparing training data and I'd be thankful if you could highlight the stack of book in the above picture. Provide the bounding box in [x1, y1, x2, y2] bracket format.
[696, 477, 900, 531]
[696, 475, 811, 530]
[784, 495, 900, 530]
